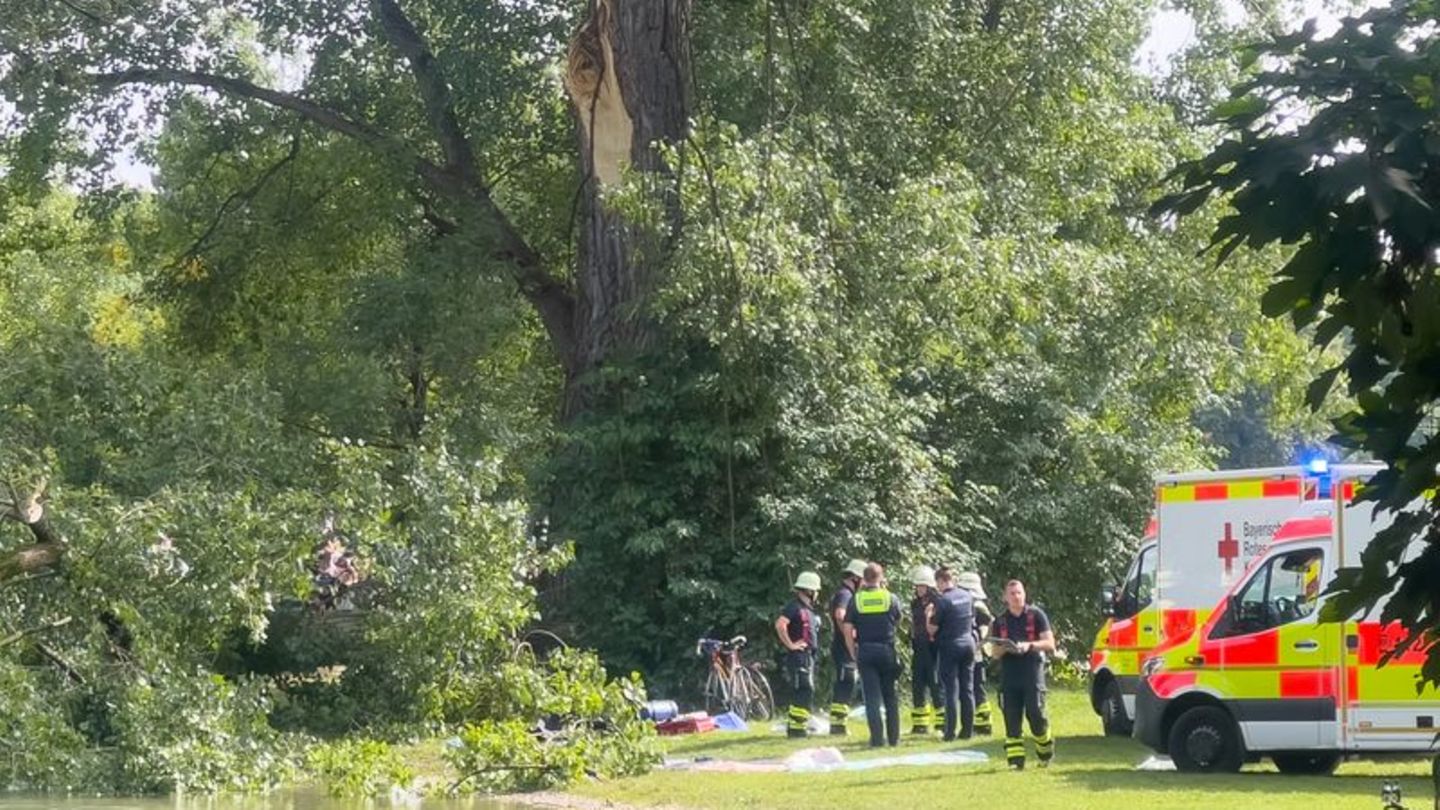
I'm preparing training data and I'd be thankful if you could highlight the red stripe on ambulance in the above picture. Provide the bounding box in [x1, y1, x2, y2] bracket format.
[1149, 672, 1197, 698]
[1108, 620, 1138, 648]
[1263, 479, 1302, 498]
[1163, 609, 1197, 641]
[1199, 630, 1280, 665]
[1194, 484, 1229, 501]
[1280, 669, 1336, 699]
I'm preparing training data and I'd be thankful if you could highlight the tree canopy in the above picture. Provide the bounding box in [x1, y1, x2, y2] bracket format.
[0, 0, 1346, 792]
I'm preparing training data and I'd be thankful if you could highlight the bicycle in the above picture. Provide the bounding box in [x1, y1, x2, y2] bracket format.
[696, 635, 775, 721]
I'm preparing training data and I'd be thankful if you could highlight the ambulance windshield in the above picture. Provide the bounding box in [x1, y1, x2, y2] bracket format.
[1213, 547, 1324, 639]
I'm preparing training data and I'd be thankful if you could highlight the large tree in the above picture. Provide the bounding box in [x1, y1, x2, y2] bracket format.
[2, 0, 688, 416]
[1, 0, 1335, 686]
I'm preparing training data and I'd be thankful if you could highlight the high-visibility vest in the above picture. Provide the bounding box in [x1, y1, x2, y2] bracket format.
[856, 588, 893, 614]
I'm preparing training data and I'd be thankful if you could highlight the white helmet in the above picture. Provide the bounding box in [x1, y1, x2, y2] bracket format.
[911, 565, 937, 589]
[844, 559, 867, 578]
[794, 571, 822, 592]
[957, 572, 986, 601]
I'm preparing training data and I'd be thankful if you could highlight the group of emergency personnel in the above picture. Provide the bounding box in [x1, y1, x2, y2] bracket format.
[774, 559, 1056, 770]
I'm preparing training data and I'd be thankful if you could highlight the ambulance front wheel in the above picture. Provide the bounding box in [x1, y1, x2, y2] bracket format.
[1100, 679, 1132, 737]
[1272, 752, 1341, 776]
[1168, 706, 1243, 774]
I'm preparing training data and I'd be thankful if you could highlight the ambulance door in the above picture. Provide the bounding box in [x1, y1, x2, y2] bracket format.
[1340, 495, 1440, 750]
[1199, 544, 1336, 751]
[1105, 543, 1159, 714]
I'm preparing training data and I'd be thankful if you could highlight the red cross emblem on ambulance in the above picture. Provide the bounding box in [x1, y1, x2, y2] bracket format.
[1218, 521, 1240, 576]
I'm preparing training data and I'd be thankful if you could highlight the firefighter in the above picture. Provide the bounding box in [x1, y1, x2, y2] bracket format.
[958, 571, 994, 735]
[991, 579, 1056, 769]
[843, 562, 903, 747]
[928, 567, 976, 740]
[908, 565, 942, 735]
[776, 571, 822, 738]
[828, 558, 866, 734]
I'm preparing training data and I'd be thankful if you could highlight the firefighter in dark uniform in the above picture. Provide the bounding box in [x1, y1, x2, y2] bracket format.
[776, 571, 822, 738]
[958, 571, 993, 735]
[827, 558, 866, 734]
[927, 567, 976, 740]
[843, 562, 903, 747]
[990, 578, 1056, 769]
[908, 565, 942, 735]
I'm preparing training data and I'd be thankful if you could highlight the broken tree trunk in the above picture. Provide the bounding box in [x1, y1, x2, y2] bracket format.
[0, 480, 65, 582]
[564, 0, 692, 418]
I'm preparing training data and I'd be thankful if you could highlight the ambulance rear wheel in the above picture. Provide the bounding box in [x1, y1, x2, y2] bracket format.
[1100, 680, 1132, 737]
[1272, 752, 1341, 775]
[1168, 706, 1243, 773]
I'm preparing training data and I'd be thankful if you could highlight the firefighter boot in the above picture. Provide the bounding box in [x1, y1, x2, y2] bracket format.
[1004, 737, 1026, 771]
[829, 703, 849, 736]
[787, 706, 810, 739]
[910, 705, 932, 735]
[975, 701, 993, 736]
[1033, 730, 1054, 768]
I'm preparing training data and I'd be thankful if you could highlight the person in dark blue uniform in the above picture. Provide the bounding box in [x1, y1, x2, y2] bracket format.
[827, 558, 866, 734]
[991, 579, 1056, 769]
[776, 571, 822, 738]
[928, 567, 977, 741]
[843, 562, 903, 747]
[908, 565, 941, 735]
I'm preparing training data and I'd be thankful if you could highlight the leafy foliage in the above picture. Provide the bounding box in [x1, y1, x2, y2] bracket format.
[305, 739, 416, 798]
[0, 0, 1348, 793]
[1153, 1, 1440, 679]
[444, 650, 658, 794]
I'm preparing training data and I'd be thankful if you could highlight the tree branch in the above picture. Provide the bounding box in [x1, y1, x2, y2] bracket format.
[372, 0, 482, 186]
[1, 479, 63, 548]
[0, 616, 72, 649]
[86, 63, 578, 370]
[87, 66, 470, 196]
[369, 0, 579, 370]
[174, 133, 303, 267]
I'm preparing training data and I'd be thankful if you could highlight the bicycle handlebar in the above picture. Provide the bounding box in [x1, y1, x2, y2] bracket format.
[695, 635, 748, 656]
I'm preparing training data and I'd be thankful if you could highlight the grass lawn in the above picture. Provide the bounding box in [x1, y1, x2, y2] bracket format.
[571, 690, 1437, 809]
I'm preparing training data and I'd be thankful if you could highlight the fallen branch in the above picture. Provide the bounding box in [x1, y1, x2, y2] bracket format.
[34, 641, 85, 684]
[0, 616, 73, 648]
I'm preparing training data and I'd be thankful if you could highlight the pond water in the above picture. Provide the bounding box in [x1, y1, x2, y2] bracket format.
[0, 791, 533, 809]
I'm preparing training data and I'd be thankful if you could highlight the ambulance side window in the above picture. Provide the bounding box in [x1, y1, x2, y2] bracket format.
[1117, 546, 1156, 620]
[1212, 548, 1325, 639]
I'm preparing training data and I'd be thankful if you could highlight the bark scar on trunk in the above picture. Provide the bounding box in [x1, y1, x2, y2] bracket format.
[566, 0, 633, 187]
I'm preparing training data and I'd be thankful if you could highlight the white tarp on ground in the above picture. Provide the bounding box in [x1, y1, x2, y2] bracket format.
[663, 747, 989, 775]
[783, 747, 989, 773]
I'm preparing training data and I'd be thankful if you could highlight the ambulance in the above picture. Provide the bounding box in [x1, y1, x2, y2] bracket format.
[1089, 464, 1355, 736]
[1133, 464, 1433, 774]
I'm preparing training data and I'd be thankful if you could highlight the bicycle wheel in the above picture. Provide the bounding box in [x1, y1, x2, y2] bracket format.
[741, 666, 775, 721]
[731, 662, 777, 717]
[702, 669, 729, 716]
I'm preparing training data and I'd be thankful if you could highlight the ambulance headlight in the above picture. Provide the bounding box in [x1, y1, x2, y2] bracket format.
[1142, 657, 1166, 677]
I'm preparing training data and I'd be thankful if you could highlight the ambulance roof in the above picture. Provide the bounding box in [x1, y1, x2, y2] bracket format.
[1154, 463, 1382, 486]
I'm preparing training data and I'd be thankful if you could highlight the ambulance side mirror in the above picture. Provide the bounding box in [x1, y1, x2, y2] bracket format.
[1099, 585, 1117, 618]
